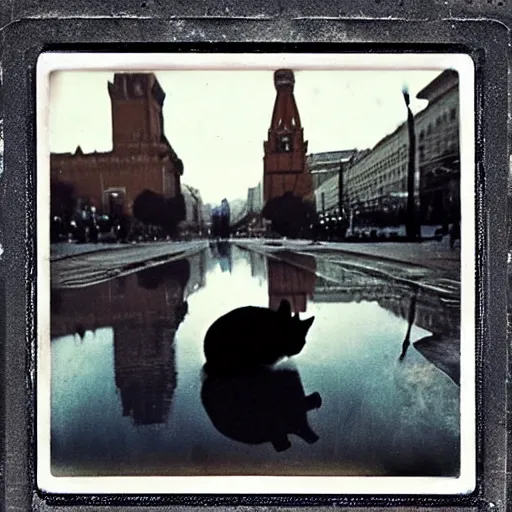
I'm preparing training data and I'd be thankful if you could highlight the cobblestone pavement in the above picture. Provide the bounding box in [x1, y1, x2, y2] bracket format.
[51, 240, 209, 288]
[236, 238, 461, 299]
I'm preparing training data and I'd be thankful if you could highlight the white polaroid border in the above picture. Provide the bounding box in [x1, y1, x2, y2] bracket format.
[37, 52, 476, 496]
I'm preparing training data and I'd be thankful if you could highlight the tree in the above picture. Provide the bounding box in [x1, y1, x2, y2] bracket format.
[132, 189, 186, 236]
[51, 181, 77, 221]
[262, 192, 316, 239]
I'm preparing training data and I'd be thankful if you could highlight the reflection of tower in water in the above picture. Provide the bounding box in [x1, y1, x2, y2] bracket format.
[267, 253, 316, 313]
[115, 321, 178, 425]
[51, 258, 200, 425]
[113, 259, 191, 426]
[249, 251, 267, 284]
[51, 258, 196, 426]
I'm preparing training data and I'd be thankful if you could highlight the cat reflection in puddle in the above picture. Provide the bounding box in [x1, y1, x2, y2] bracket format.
[201, 363, 322, 452]
[201, 299, 321, 451]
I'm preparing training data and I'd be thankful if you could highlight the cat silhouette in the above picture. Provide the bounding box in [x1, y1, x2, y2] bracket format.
[201, 366, 322, 452]
[203, 299, 314, 375]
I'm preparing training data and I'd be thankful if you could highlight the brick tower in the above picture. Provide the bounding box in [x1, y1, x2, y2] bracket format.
[263, 69, 312, 203]
[51, 73, 184, 219]
[108, 73, 168, 153]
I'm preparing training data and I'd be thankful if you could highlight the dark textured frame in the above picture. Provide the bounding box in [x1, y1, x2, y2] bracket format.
[0, 5, 509, 512]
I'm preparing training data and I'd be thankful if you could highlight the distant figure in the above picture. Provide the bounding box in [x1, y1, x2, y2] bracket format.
[203, 299, 314, 375]
[201, 366, 322, 452]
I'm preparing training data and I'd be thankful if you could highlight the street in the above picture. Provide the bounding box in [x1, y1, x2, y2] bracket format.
[50, 239, 460, 477]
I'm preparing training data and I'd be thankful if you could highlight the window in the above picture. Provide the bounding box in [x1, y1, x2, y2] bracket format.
[450, 108, 457, 122]
[279, 135, 292, 152]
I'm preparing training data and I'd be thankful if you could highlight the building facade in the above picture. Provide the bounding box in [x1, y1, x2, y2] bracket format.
[51, 73, 184, 218]
[307, 150, 357, 189]
[263, 69, 313, 204]
[415, 70, 460, 224]
[314, 70, 460, 225]
[247, 182, 263, 214]
[181, 184, 205, 232]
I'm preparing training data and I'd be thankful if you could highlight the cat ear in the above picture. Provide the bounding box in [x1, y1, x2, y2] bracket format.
[277, 299, 291, 317]
[302, 316, 315, 332]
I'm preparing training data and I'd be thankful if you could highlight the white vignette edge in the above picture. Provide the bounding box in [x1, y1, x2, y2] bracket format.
[36, 52, 476, 496]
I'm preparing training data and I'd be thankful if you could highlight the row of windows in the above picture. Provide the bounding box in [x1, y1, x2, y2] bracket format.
[418, 106, 457, 141]
[350, 143, 407, 181]
[350, 163, 408, 190]
[317, 176, 410, 208]
[346, 178, 409, 199]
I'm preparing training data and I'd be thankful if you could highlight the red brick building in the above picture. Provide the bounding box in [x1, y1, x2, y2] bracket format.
[51, 73, 184, 217]
[263, 69, 313, 203]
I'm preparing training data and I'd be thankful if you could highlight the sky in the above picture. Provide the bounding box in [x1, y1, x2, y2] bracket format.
[49, 69, 441, 204]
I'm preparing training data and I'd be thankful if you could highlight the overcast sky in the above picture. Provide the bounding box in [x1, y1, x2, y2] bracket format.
[49, 69, 440, 204]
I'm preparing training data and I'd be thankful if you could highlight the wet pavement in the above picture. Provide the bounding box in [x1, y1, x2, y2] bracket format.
[50, 242, 460, 477]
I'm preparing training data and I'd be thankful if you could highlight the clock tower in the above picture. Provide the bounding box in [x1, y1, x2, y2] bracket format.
[263, 69, 313, 203]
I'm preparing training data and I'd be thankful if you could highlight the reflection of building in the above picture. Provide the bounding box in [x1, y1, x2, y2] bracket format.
[51, 259, 192, 336]
[184, 250, 207, 298]
[51, 73, 184, 217]
[313, 266, 459, 337]
[378, 295, 459, 338]
[267, 253, 316, 313]
[263, 70, 313, 203]
[209, 241, 232, 273]
[249, 251, 267, 281]
[314, 71, 460, 224]
[51, 258, 201, 425]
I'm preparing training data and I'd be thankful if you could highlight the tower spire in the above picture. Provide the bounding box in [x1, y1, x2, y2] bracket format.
[269, 69, 302, 132]
[263, 69, 311, 203]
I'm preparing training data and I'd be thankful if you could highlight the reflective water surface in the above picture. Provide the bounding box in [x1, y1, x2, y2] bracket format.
[51, 243, 460, 476]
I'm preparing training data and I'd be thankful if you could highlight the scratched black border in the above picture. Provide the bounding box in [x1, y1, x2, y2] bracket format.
[0, 11, 509, 512]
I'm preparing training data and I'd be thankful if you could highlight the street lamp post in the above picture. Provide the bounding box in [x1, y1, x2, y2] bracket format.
[402, 86, 420, 241]
[338, 160, 344, 218]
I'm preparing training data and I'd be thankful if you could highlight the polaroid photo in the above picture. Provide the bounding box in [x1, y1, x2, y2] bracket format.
[36, 52, 475, 495]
